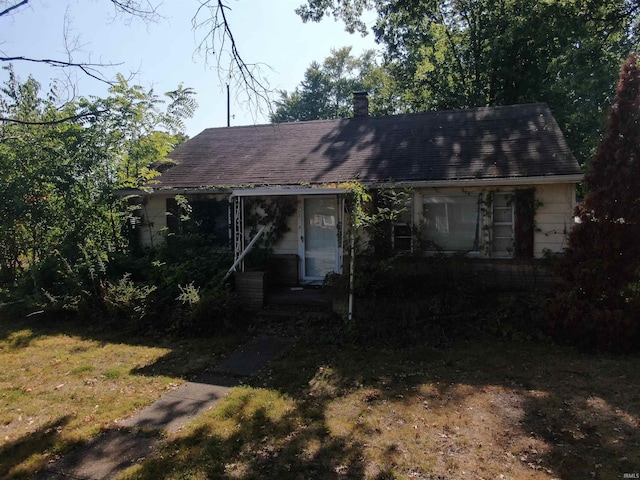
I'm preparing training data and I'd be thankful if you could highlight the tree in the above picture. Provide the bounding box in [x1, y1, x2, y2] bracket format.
[0, 67, 195, 290]
[271, 62, 332, 122]
[270, 47, 390, 122]
[297, 0, 640, 164]
[547, 54, 640, 352]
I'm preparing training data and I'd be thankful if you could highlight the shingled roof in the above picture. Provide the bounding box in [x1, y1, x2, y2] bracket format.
[157, 103, 581, 190]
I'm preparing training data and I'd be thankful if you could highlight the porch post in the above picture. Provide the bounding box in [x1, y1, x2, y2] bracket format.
[348, 217, 355, 324]
[233, 196, 245, 272]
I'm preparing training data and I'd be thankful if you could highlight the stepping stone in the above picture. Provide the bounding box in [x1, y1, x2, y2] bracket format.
[119, 376, 241, 432]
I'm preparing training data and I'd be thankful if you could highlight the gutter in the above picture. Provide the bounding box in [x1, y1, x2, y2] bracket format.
[376, 174, 584, 189]
[117, 174, 583, 198]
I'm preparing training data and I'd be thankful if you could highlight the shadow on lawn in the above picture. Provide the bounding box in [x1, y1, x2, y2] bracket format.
[119, 338, 639, 479]
[3, 314, 639, 479]
[0, 416, 73, 478]
[128, 403, 370, 479]
[0, 313, 242, 380]
[215, 340, 638, 480]
[0, 313, 241, 479]
[517, 366, 640, 478]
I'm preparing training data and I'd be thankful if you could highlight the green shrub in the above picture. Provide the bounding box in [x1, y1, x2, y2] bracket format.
[101, 273, 157, 323]
[110, 234, 239, 334]
[189, 286, 241, 333]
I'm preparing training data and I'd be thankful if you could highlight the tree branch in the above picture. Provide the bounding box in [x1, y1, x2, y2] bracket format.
[192, 0, 273, 120]
[0, 109, 108, 125]
[0, 0, 28, 18]
[109, 0, 159, 17]
[0, 56, 122, 84]
[1, 1, 159, 85]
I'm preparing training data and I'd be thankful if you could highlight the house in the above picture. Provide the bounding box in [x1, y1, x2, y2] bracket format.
[134, 95, 582, 288]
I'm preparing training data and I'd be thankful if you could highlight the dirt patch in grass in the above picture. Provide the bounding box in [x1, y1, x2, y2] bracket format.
[0, 315, 239, 479]
[124, 339, 640, 480]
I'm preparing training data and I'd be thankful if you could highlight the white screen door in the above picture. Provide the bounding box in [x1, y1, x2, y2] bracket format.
[301, 196, 338, 281]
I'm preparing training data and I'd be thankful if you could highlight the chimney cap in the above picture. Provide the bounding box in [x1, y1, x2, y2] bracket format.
[352, 91, 369, 96]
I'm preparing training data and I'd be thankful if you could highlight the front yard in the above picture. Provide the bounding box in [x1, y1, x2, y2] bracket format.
[123, 339, 640, 480]
[0, 315, 239, 479]
[1, 314, 639, 479]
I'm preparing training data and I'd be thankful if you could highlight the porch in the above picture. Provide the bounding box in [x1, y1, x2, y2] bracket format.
[228, 187, 348, 288]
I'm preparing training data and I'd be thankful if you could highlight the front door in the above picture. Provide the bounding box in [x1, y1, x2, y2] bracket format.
[300, 196, 339, 282]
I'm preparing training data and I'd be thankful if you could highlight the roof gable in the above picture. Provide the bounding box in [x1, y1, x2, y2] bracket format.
[157, 103, 581, 190]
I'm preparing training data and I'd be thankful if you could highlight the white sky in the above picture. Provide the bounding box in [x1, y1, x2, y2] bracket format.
[1, 0, 378, 137]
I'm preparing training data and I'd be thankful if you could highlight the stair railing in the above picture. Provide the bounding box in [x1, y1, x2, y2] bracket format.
[222, 225, 267, 282]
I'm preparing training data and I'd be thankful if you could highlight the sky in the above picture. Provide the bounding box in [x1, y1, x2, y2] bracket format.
[1, 0, 378, 137]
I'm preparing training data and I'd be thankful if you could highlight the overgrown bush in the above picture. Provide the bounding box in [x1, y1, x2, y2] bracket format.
[326, 255, 548, 346]
[6, 247, 109, 316]
[101, 273, 157, 323]
[105, 233, 240, 335]
[2, 229, 242, 336]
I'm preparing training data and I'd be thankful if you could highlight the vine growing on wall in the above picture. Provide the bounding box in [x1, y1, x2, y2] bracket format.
[336, 182, 412, 256]
[244, 196, 297, 267]
[477, 189, 540, 258]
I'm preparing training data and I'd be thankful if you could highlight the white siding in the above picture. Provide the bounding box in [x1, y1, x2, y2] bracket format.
[533, 183, 576, 257]
[139, 184, 577, 259]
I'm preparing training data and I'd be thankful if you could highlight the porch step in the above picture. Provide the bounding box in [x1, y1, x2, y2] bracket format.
[266, 286, 331, 309]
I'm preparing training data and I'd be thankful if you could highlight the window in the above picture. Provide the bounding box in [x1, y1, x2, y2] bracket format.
[392, 195, 413, 252]
[166, 197, 230, 246]
[419, 190, 536, 258]
[191, 199, 230, 246]
[422, 194, 480, 251]
[393, 223, 413, 252]
[491, 193, 514, 256]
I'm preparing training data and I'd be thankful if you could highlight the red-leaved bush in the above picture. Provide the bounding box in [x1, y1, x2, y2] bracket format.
[547, 54, 640, 352]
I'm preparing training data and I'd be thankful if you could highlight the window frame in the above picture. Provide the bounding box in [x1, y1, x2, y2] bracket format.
[490, 192, 515, 257]
[391, 194, 414, 253]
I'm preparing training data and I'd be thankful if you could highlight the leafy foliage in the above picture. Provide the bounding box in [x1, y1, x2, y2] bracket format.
[270, 47, 393, 121]
[243, 196, 297, 269]
[0, 66, 196, 315]
[297, 0, 639, 164]
[547, 54, 640, 352]
[110, 233, 239, 334]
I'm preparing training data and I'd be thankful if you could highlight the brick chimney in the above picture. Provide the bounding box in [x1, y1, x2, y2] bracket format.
[353, 91, 369, 118]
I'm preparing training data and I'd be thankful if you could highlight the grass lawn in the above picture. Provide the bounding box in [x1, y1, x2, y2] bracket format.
[0, 314, 240, 479]
[2, 313, 639, 480]
[122, 338, 640, 480]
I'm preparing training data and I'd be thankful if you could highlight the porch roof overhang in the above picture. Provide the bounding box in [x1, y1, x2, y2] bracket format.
[230, 187, 348, 198]
[119, 173, 582, 198]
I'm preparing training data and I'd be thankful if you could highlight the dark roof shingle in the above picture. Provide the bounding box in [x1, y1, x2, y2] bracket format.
[158, 103, 581, 189]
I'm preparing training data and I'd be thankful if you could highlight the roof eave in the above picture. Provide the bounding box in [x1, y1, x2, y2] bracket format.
[119, 173, 584, 197]
[377, 174, 584, 189]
